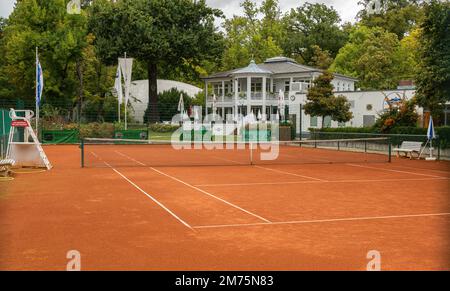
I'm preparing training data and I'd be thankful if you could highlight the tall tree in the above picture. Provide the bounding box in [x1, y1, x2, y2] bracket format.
[331, 25, 409, 90]
[89, 0, 223, 123]
[357, 0, 425, 40]
[415, 0, 450, 117]
[282, 3, 348, 64]
[304, 71, 353, 128]
[0, 0, 87, 108]
[308, 45, 333, 70]
[222, 0, 283, 70]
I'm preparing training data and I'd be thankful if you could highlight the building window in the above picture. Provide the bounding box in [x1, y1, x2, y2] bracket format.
[251, 82, 262, 92]
[213, 84, 222, 96]
[363, 115, 376, 127]
[310, 116, 318, 127]
[337, 82, 340, 91]
[284, 81, 290, 92]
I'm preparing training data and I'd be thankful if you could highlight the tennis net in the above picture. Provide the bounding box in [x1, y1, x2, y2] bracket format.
[80, 137, 392, 168]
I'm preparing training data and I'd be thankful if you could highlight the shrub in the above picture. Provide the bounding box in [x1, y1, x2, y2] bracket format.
[149, 123, 180, 133]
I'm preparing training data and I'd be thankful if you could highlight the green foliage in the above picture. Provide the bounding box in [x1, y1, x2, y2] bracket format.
[282, 3, 348, 64]
[357, 0, 424, 40]
[415, 0, 450, 116]
[308, 45, 333, 69]
[89, 0, 224, 122]
[149, 123, 180, 133]
[222, 0, 283, 70]
[331, 25, 412, 90]
[304, 71, 353, 128]
[374, 99, 419, 132]
[1, 0, 88, 106]
[156, 88, 193, 122]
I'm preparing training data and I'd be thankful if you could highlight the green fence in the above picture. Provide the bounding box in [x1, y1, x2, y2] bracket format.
[309, 130, 440, 159]
[42, 130, 80, 144]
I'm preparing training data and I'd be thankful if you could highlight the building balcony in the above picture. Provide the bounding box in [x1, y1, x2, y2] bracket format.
[207, 92, 285, 102]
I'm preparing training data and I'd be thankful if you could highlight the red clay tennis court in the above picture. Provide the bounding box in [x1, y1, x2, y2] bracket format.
[1, 142, 449, 270]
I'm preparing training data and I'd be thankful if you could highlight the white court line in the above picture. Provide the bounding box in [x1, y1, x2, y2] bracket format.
[90, 151, 99, 159]
[115, 151, 272, 224]
[115, 151, 146, 166]
[104, 161, 193, 230]
[150, 167, 272, 223]
[387, 164, 450, 174]
[193, 212, 450, 229]
[211, 156, 247, 165]
[347, 163, 446, 178]
[254, 165, 327, 182]
[194, 177, 449, 187]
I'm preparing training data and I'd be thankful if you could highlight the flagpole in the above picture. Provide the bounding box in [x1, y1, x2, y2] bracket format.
[35, 47, 39, 139]
[124, 52, 127, 131]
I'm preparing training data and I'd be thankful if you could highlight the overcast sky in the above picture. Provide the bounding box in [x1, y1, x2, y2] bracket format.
[1, 0, 362, 24]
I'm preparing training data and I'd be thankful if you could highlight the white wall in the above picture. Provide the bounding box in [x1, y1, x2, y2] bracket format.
[289, 90, 417, 134]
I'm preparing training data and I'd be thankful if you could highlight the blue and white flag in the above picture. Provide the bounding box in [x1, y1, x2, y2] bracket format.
[36, 54, 44, 106]
[427, 116, 436, 140]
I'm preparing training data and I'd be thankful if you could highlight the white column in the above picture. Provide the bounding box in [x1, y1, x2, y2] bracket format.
[234, 78, 239, 117]
[247, 76, 251, 115]
[204, 81, 208, 115]
[262, 77, 267, 120]
[221, 80, 225, 118]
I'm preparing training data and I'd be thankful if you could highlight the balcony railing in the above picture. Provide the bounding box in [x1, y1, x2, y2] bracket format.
[207, 92, 289, 102]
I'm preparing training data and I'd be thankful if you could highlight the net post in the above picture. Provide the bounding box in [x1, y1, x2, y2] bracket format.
[80, 138, 85, 168]
[250, 141, 253, 165]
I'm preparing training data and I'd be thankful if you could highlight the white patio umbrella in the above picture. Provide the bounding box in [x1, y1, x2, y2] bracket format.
[278, 89, 285, 119]
[194, 107, 200, 121]
[212, 94, 217, 119]
[177, 93, 184, 113]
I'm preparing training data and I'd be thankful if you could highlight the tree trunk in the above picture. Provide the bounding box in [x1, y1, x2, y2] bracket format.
[321, 116, 325, 129]
[146, 62, 159, 123]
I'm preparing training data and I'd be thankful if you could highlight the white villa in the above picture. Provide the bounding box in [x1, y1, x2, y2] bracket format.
[202, 56, 358, 120]
[203, 57, 422, 134]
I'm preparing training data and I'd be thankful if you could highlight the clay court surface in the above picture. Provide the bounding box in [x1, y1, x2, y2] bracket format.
[0, 144, 449, 270]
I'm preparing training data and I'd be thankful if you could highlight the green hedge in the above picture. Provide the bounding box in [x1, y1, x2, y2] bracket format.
[149, 123, 180, 133]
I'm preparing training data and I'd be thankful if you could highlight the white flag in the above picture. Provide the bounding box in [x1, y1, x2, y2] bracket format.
[114, 65, 123, 105]
[67, 0, 81, 14]
[119, 57, 133, 105]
